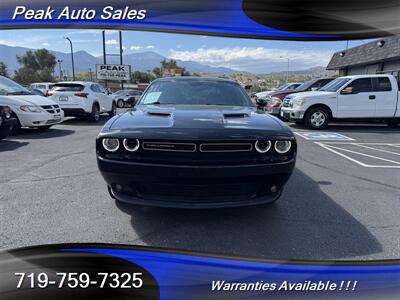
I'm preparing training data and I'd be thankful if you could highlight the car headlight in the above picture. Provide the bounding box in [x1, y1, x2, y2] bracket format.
[293, 99, 305, 107]
[123, 138, 140, 152]
[20, 105, 42, 113]
[274, 141, 292, 154]
[255, 140, 272, 153]
[102, 138, 120, 152]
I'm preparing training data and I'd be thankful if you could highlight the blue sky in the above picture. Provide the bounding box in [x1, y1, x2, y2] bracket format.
[0, 29, 371, 73]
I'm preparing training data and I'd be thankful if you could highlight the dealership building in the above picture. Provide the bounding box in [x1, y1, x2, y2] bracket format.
[326, 35, 400, 81]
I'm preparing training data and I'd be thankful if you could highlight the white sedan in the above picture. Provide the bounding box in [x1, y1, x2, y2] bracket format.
[0, 76, 64, 134]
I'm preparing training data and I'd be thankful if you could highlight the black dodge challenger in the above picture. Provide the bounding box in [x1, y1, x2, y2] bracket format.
[96, 77, 296, 208]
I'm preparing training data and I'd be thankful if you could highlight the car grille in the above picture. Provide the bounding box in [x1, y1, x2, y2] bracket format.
[282, 99, 291, 107]
[200, 143, 252, 152]
[141, 141, 253, 153]
[41, 105, 61, 114]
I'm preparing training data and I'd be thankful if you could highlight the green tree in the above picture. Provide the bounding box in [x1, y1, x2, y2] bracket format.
[13, 49, 56, 84]
[154, 59, 190, 77]
[0, 62, 9, 77]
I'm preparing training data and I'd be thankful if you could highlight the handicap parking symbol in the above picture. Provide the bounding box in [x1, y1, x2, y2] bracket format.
[295, 132, 354, 141]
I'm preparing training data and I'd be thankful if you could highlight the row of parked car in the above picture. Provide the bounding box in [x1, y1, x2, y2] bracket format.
[0, 75, 143, 140]
[254, 74, 400, 129]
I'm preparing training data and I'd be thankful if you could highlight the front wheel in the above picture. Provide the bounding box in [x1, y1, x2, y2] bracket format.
[88, 104, 100, 122]
[108, 102, 117, 117]
[304, 107, 330, 130]
[117, 99, 125, 108]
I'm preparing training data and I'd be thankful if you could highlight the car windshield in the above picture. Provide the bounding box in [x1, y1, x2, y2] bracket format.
[276, 83, 291, 91]
[0, 76, 33, 95]
[294, 79, 316, 91]
[140, 79, 253, 106]
[319, 78, 352, 92]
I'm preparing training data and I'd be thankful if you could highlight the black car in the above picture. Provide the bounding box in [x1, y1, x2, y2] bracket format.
[114, 89, 143, 108]
[96, 77, 296, 208]
[0, 105, 17, 140]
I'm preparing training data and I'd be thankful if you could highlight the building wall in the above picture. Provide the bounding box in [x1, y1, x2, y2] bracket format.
[340, 59, 400, 76]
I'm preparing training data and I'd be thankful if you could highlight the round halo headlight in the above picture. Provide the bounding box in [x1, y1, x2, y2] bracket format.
[123, 139, 140, 152]
[274, 140, 292, 154]
[102, 138, 120, 152]
[255, 140, 271, 153]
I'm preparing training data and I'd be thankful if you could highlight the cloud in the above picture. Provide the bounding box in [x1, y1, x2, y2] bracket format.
[42, 42, 49, 46]
[169, 47, 333, 73]
[146, 45, 155, 49]
[116, 46, 127, 50]
[105, 39, 118, 45]
[130, 46, 142, 51]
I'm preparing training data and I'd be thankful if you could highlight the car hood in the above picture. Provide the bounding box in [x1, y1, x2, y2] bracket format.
[288, 91, 336, 99]
[110, 105, 286, 133]
[0, 95, 58, 106]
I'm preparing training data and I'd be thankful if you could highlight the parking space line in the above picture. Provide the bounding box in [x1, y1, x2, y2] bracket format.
[295, 132, 354, 141]
[316, 142, 400, 169]
[352, 144, 400, 156]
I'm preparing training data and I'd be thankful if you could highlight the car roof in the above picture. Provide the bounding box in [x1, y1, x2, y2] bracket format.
[340, 74, 392, 79]
[56, 81, 94, 85]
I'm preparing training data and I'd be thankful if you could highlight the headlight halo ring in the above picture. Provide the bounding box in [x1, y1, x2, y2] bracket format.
[123, 138, 140, 152]
[274, 140, 292, 154]
[102, 138, 120, 152]
[255, 140, 272, 153]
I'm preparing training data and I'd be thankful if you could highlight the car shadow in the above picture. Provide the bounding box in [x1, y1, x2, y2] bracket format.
[116, 168, 382, 260]
[61, 116, 109, 126]
[0, 140, 29, 152]
[13, 128, 75, 140]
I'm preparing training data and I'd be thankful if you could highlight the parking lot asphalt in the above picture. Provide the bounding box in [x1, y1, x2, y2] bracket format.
[1, 113, 399, 261]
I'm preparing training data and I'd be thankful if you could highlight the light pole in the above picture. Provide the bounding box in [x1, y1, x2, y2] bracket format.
[57, 59, 63, 81]
[64, 37, 75, 81]
[280, 56, 290, 83]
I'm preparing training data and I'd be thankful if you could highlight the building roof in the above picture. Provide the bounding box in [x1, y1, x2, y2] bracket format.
[326, 35, 400, 70]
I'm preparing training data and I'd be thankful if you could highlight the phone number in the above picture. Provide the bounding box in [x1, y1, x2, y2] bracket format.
[15, 272, 144, 289]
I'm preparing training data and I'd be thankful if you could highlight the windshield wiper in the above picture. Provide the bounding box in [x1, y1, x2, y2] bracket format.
[7, 91, 32, 95]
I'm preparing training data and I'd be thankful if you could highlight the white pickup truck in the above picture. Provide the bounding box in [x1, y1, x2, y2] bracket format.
[280, 74, 400, 129]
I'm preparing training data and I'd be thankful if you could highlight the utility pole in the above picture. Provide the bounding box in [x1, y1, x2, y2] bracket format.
[89, 68, 93, 81]
[64, 37, 75, 81]
[102, 30, 107, 88]
[119, 31, 124, 89]
[57, 59, 63, 81]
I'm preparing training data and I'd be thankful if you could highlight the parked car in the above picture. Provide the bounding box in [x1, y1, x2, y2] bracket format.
[263, 78, 334, 117]
[26, 87, 46, 97]
[48, 82, 117, 122]
[269, 78, 334, 101]
[0, 105, 17, 140]
[255, 82, 301, 99]
[30, 82, 55, 96]
[0, 76, 64, 133]
[280, 74, 400, 129]
[96, 77, 297, 208]
[113, 89, 143, 108]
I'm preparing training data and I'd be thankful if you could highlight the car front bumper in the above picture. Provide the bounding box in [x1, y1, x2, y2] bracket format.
[18, 111, 64, 127]
[97, 156, 296, 208]
[280, 107, 305, 121]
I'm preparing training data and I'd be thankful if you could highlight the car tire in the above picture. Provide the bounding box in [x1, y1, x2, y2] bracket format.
[88, 103, 100, 122]
[108, 102, 117, 117]
[117, 99, 125, 108]
[385, 119, 400, 128]
[9, 113, 21, 135]
[304, 107, 330, 130]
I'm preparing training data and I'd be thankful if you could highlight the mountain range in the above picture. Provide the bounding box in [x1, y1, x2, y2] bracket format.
[0, 44, 237, 76]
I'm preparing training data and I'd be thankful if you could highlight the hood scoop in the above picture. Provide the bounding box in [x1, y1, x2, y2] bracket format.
[147, 111, 171, 117]
[223, 113, 249, 118]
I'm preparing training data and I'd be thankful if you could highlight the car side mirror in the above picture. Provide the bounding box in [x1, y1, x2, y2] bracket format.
[256, 98, 268, 107]
[341, 87, 353, 95]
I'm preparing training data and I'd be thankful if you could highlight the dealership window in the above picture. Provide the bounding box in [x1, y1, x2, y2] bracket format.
[373, 77, 392, 92]
[346, 78, 372, 93]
